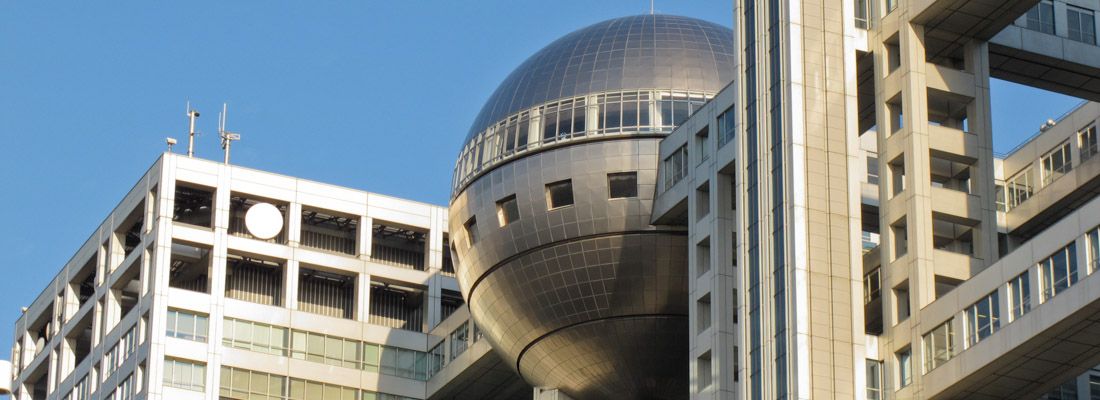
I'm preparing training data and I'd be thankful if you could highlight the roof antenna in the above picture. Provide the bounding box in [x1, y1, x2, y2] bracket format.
[650, 0, 654, 14]
[219, 103, 241, 164]
[186, 101, 200, 157]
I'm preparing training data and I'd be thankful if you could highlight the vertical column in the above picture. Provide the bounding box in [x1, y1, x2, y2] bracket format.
[204, 162, 233, 400]
[360, 216, 373, 261]
[145, 159, 172, 400]
[285, 259, 299, 311]
[287, 202, 302, 247]
[357, 273, 371, 322]
[967, 40, 1000, 265]
[897, 22, 937, 310]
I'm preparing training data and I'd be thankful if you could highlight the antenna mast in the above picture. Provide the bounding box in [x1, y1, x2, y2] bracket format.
[186, 102, 200, 157]
[219, 103, 241, 164]
[650, 0, 654, 14]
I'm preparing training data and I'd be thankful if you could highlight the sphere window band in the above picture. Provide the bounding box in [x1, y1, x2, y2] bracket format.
[452, 89, 715, 196]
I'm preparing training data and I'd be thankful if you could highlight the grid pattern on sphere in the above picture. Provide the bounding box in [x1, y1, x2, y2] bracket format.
[464, 14, 735, 145]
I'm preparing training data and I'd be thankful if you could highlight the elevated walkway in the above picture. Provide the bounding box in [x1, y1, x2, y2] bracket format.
[918, 193, 1100, 399]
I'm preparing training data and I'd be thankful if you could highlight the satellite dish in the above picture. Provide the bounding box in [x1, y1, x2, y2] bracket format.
[0, 360, 11, 394]
[245, 203, 284, 240]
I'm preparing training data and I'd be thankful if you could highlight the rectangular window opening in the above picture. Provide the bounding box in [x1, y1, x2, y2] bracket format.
[496, 195, 520, 226]
[300, 208, 358, 255]
[169, 241, 211, 293]
[546, 180, 575, 209]
[608, 172, 639, 199]
[371, 221, 428, 271]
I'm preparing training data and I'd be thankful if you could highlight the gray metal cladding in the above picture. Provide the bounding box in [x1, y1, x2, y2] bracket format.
[450, 14, 734, 399]
[464, 14, 735, 144]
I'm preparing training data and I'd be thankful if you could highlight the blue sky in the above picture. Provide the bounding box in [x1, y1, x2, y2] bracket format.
[0, 0, 1083, 377]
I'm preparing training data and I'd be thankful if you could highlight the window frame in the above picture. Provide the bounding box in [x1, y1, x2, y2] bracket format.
[1068, 5, 1097, 45]
[1040, 243, 1078, 301]
[545, 180, 575, 210]
[965, 291, 1000, 347]
[1081, 124, 1098, 162]
[897, 348, 913, 388]
[1009, 271, 1031, 321]
[921, 319, 955, 373]
[495, 195, 520, 227]
[1041, 141, 1073, 186]
[1025, 0, 1056, 35]
[608, 172, 639, 199]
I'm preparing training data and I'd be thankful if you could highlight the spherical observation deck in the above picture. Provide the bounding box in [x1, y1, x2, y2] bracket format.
[448, 14, 735, 399]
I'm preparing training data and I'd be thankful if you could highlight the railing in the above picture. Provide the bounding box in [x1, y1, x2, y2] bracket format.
[300, 229, 355, 255]
[368, 286, 423, 332]
[370, 244, 425, 271]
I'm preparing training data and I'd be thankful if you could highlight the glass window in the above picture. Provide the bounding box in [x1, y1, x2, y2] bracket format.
[1069, 6, 1097, 45]
[863, 268, 881, 305]
[1009, 271, 1031, 320]
[166, 310, 208, 342]
[542, 105, 559, 141]
[662, 145, 689, 191]
[1044, 379, 1080, 400]
[608, 172, 638, 199]
[922, 320, 955, 372]
[450, 322, 469, 361]
[855, 0, 870, 29]
[380, 346, 398, 376]
[897, 348, 912, 388]
[363, 343, 380, 373]
[867, 155, 880, 185]
[965, 291, 1000, 347]
[601, 95, 622, 131]
[696, 127, 710, 164]
[1042, 142, 1073, 186]
[223, 318, 288, 356]
[163, 359, 205, 392]
[995, 183, 1007, 212]
[1026, 1, 1056, 35]
[546, 180, 574, 209]
[496, 195, 519, 226]
[427, 343, 446, 378]
[464, 217, 478, 247]
[1041, 243, 1078, 301]
[1006, 166, 1034, 210]
[1088, 228, 1100, 274]
[717, 105, 736, 148]
[1082, 125, 1098, 162]
[866, 359, 883, 400]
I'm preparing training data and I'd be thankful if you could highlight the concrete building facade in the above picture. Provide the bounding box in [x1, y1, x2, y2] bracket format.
[650, 0, 1100, 399]
[4, 154, 531, 400]
[10, 2, 1100, 399]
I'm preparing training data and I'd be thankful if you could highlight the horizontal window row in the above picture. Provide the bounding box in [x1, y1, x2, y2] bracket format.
[175, 185, 436, 271]
[999, 124, 1098, 212]
[169, 244, 441, 332]
[221, 317, 432, 381]
[467, 172, 640, 245]
[453, 89, 713, 194]
[220, 366, 415, 400]
[893, 224, 1100, 387]
[1021, 1, 1097, 45]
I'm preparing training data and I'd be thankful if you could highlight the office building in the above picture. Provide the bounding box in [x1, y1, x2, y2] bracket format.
[649, 0, 1100, 399]
[4, 154, 532, 400]
[10, 2, 1100, 399]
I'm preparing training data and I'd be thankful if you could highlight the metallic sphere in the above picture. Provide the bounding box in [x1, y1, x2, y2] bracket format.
[449, 14, 734, 399]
